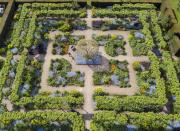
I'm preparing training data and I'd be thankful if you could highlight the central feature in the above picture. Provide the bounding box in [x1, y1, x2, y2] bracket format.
[75, 39, 101, 65]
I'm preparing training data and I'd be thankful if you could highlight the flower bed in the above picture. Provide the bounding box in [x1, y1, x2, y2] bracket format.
[133, 61, 157, 95]
[38, 19, 87, 32]
[93, 60, 130, 87]
[18, 56, 43, 97]
[58, 19, 87, 32]
[92, 18, 142, 31]
[1, 53, 18, 99]
[129, 31, 147, 56]
[93, 34, 126, 56]
[52, 33, 84, 55]
[48, 58, 84, 87]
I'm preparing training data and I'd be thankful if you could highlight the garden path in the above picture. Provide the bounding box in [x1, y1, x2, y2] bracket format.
[40, 8, 150, 106]
[40, 9, 150, 130]
[0, 56, 5, 60]
[2, 99, 13, 111]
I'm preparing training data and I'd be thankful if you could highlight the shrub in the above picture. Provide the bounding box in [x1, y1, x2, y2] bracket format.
[133, 61, 141, 71]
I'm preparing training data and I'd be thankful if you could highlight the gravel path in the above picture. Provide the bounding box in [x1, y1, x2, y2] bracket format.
[39, 9, 150, 130]
[2, 99, 13, 111]
[0, 56, 5, 60]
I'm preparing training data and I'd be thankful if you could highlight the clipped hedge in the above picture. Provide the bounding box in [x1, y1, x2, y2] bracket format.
[15, 0, 162, 3]
[91, 111, 180, 131]
[0, 111, 84, 131]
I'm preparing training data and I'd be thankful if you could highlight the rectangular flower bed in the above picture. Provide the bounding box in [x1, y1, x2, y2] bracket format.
[93, 60, 130, 88]
[48, 58, 84, 87]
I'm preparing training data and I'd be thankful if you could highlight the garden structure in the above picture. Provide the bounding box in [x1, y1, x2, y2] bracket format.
[0, 1, 179, 131]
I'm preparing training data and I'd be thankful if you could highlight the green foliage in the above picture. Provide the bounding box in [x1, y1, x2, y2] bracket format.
[0, 59, 4, 71]
[105, 39, 126, 57]
[92, 8, 148, 18]
[0, 2, 179, 130]
[8, 4, 29, 49]
[113, 4, 156, 10]
[93, 60, 129, 87]
[48, 58, 84, 87]
[0, 52, 13, 102]
[0, 111, 84, 131]
[161, 52, 180, 113]
[133, 61, 141, 71]
[9, 50, 28, 102]
[91, 111, 127, 131]
[58, 21, 72, 32]
[31, 3, 78, 10]
[94, 52, 167, 112]
[91, 111, 180, 131]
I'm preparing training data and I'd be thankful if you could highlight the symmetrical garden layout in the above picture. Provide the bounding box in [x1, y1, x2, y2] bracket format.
[0, 2, 179, 131]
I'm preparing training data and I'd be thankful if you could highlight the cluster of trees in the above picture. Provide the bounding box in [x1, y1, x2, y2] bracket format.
[0, 111, 84, 131]
[91, 111, 180, 131]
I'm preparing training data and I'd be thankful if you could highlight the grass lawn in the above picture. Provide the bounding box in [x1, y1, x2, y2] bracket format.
[170, 0, 180, 23]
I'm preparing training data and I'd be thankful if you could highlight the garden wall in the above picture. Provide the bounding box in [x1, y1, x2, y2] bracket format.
[0, 0, 15, 44]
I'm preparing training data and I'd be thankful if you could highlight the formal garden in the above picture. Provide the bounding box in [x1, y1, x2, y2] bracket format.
[0, 1, 179, 131]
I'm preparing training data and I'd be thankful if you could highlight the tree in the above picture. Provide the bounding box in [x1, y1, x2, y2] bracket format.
[76, 39, 99, 59]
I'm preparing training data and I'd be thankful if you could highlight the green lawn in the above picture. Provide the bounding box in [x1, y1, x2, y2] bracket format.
[170, 0, 180, 23]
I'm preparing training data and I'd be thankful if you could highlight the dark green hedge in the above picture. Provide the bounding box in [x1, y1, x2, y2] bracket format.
[14, 0, 162, 3]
